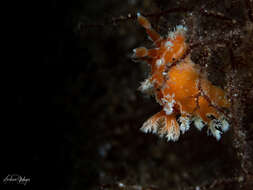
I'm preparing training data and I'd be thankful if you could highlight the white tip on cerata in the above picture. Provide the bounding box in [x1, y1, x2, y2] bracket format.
[193, 117, 205, 131]
[156, 58, 164, 67]
[179, 116, 190, 134]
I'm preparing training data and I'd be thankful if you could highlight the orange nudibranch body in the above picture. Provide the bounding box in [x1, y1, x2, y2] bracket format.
[134, 13, 230, 141]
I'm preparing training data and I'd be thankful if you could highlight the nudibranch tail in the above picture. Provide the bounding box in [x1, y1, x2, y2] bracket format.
[134, 13, 230, 141]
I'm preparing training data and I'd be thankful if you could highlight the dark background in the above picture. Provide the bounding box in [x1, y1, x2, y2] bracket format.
[5, 0, 253, 190]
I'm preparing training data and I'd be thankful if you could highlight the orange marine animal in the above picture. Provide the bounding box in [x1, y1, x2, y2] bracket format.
[133, 13, 230, 141]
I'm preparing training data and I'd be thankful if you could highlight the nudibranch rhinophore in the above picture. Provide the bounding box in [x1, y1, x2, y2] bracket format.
[133, 13, 230, 141]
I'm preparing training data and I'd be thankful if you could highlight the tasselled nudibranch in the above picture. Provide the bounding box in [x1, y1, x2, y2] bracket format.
[133, 13, 230, 141]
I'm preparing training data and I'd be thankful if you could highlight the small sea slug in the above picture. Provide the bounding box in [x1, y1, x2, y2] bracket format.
[133, 13, 230, 141]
